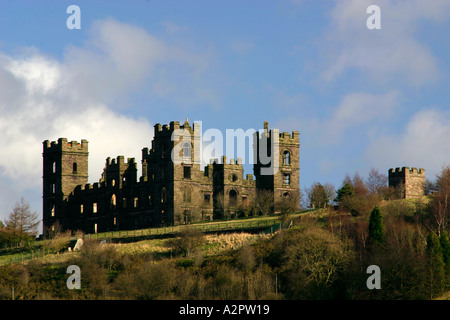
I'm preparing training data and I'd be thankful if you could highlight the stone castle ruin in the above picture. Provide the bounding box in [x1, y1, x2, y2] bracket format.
[388, 167, 425, 199]
[42, 120, 300, 235]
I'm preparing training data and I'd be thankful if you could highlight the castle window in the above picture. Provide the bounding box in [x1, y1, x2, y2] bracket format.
[283, 173, 291, 186]
[52, 162, 56, 173]
[111, 194, 117, 210]
[94, 223, 98, 234]
[80, 204, 84, 214]
[52, 184, 56, 194]
[148, 195, 152, 206]
[123, 198, 127, 209]
[51, 205, 55, 217]
[134, 197, 139, 208]
[73, 162, 78, 173]
[204, 194, 211, 204]
[111, 179, 116, 187]
[93, 203, 98, 213]
[184, 166, 191, 179]
[229, 189, 238, 206]
[283, 191, 291, 198]
[182, 142, 191, 158]
[114, 217, 117, 225]
[283, 151, 290, 165]
[232, 174, 238, 182]
[161, 187, 167, 203]
[242, 196, 248, 206]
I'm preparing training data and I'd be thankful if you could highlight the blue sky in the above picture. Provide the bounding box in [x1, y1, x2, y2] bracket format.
[0, 0, 449, 228]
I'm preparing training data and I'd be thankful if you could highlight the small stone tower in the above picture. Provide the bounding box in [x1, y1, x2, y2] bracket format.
[42, 138, 88, 233]
[388, 167, 425, 199]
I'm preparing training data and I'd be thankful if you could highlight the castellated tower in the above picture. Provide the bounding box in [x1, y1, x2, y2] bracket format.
[388, 167, 425, 199]
[42, 138, 88, 234]
[254, 121, 300, 211]
[141, 119, 203, 225]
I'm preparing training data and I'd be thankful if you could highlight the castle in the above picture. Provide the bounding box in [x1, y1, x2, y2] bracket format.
[42, 120, 300, 235]
[388, 167, 425, 199]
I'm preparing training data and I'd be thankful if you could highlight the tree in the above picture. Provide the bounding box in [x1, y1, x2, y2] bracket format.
[307, 183, 329, 209]
[366, 168, 387, 195]
[276, 192, 300, 221]
[335, 182, 354, 206]
[428, 166, 450, 236]
[425, 233, 445, 299]
[5, 198, 40, 243]
[254, 189, 274, 216]
[323, 183, 336, 206]
[352, 172, 369, 197]
[368, 206, 384, 245]
[167, 228, 205, 258]
[281, 227, 354, 299]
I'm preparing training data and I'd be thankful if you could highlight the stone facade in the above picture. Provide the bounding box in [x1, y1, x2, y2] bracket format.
[388, 167, 425, 199]
[42, 120, 300, 235]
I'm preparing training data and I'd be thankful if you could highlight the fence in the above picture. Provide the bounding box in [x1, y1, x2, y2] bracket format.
[0, 212, 308, 266]
[84, 217, 284, 240]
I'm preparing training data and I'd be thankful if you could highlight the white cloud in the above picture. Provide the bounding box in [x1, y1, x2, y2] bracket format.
[320, 0, 449, 86]
[0, 18, 218, 221]
[365, 108, 450, 178]
[321, 90, 400, 143]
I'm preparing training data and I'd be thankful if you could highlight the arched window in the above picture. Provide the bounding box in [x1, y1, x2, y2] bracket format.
[73, 162, 78, 172]
[283, 151, 290, 165]
[111, 194, 116, 210]
[229, 189, 238, 206]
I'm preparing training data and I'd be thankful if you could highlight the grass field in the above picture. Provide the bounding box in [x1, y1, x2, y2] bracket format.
[0, 210, 312, 266]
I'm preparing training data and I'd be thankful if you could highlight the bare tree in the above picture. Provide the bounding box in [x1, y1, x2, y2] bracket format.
[5, 198, 40, 243]
[366, 168, 388, 195]
[323, 183, 336, 206]
[306, 183, 328, 209]
[275, 192, 299, 221]
[254, 189, 274, 216]
[429, 166, 450, 236]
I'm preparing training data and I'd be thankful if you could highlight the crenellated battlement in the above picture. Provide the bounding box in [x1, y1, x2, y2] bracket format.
[43, 119, 299, 233]
[388, 167, 425, 175]
[154, 119, 200, 137]
[279, 131, 300, 142]
[388, 166, 426, 199]
[217, 156, 244, 166]
[105, 156, 136, 168]
[43, 138, 88, 153]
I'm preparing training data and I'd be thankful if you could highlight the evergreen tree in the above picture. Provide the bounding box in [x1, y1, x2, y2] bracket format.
[335, 182, 354, 204]
[426, 233, 445, 298]
[368, 206, 384, 244]
[438, 232, 450, 279]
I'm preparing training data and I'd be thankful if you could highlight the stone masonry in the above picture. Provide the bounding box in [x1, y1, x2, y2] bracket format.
[42, 120, 300, 235]
[388, 167, 425, 199]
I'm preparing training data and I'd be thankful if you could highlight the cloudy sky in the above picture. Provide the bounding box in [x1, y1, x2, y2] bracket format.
[0, 0, 449, 228]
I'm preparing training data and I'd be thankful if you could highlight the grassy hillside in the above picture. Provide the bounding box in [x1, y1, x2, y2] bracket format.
[0, 203, 448, 300]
